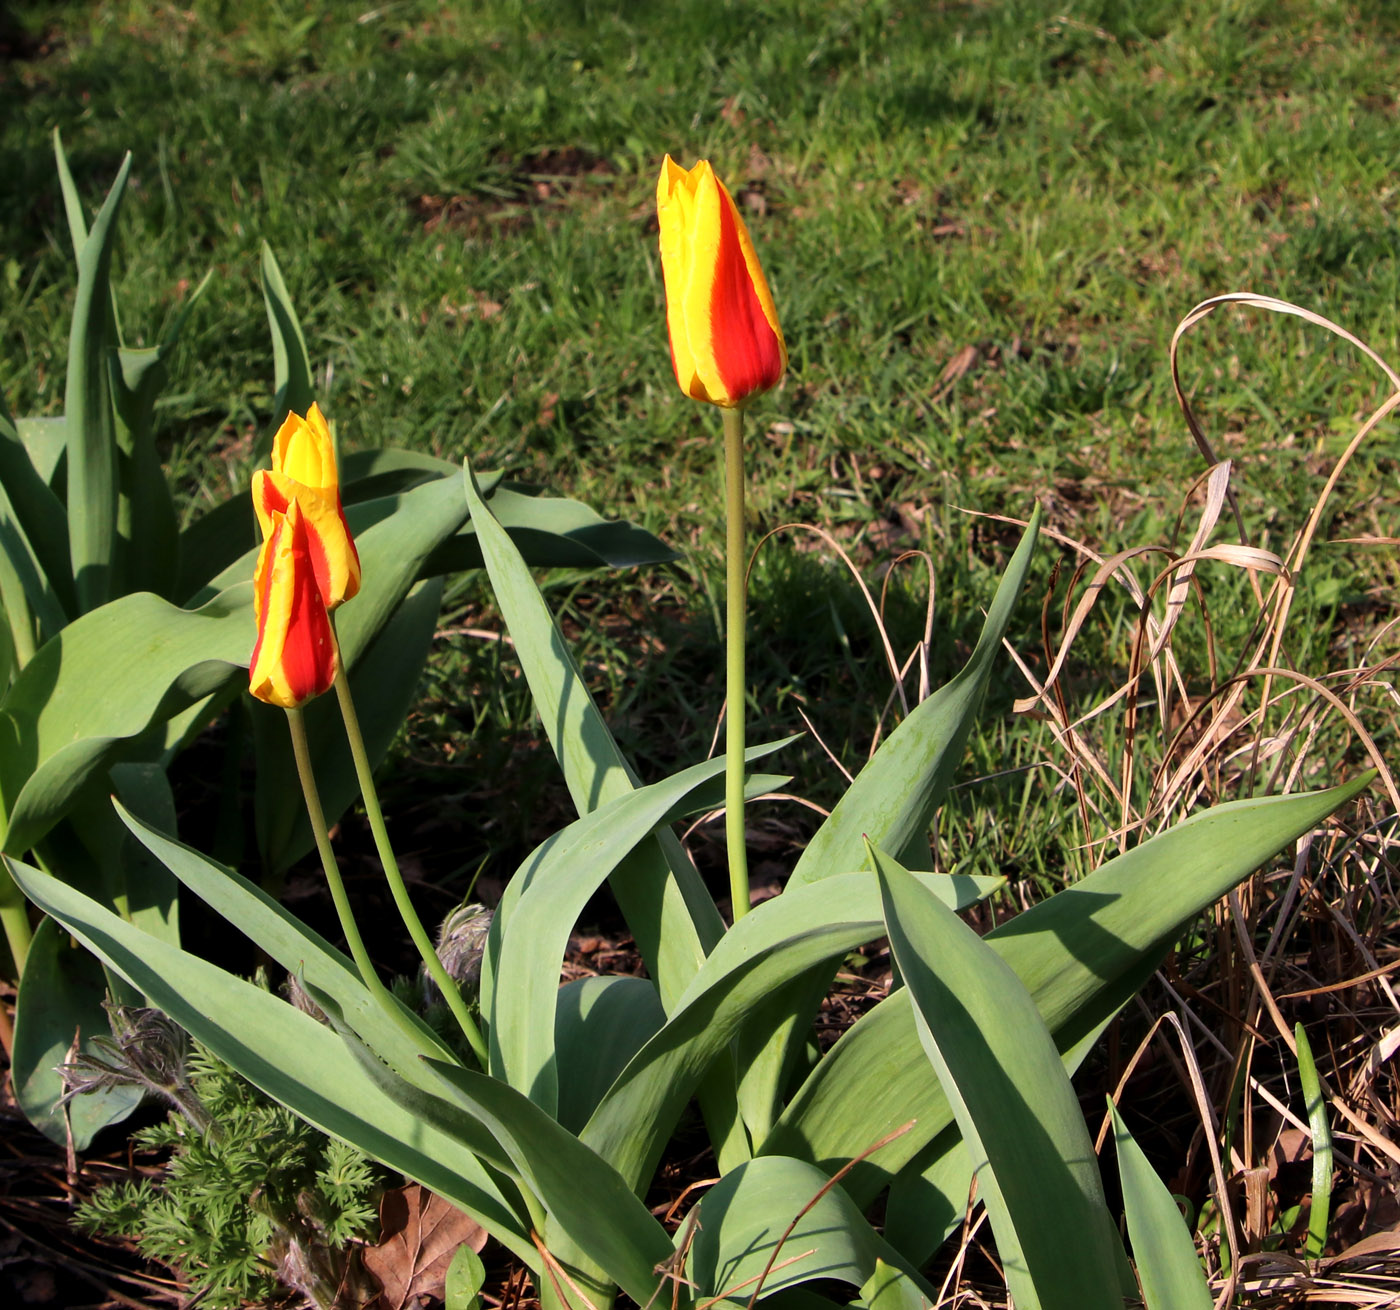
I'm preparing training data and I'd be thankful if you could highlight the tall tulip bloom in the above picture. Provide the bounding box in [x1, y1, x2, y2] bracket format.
[656, 156, 787, 920]
[656, 156, 787, 408]
[253, 403, 361, 609]
[248, 500, 337, 709]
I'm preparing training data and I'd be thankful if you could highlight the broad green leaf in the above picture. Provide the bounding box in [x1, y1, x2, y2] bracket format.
[111, 345, 180, 599]
[15, 416, 68, 489]
[793, 505, 1041, 882]
[0, 408, 74, 621]
[1110, 1101, 1212, 1309]
[10, 915, 142, 1148]
[5, 858, 536, 1266]
[0, 476, 62, 664]
[427, 486, 676, 574]
[581, 870, 998, 1195]
[114, 801, 456, 1078]
[342, 447, 488, 499]
[766, 775, 1371, 1229]
[0, 586, 253, 854]
[445, 1243, 487, 1310]
[108, 763, 180, 942]
[422, 1055, 675, 1309]
[320, 1006, 674, 1310]
[555, 978, 665, 1134]
[740, 508, 1038, 1159]
[175, 494, 256, 603]
[52, 127, 91, 259]
[483, 743, 790, 1112]
[37, 764, 181, 943]
[465, 463, 722, 1012]
[688, 1156, 931, 1303]
[875, 844, 1123, 1310]
[65, 152, 131, 613]
[881, 986, 1149, 1280]
[858, 1260, 929, 1310]
[1295, 1023, 1332, 1259]
[257, 241, 314, 453]
[253, 577, 444, 875]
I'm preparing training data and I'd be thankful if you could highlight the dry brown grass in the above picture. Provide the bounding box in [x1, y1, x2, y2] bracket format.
[994, 295, 1400, 1307]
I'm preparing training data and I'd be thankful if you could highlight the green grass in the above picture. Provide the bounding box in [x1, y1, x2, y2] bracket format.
[3, 0, 1397, 888]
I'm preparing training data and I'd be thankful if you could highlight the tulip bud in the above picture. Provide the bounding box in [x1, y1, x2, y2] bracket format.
[254, 403, 361, 609]
[656, 156, 787, 407]
[249, 500, 338, 708]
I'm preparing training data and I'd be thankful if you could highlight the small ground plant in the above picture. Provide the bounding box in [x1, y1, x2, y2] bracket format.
[73, 1027, 383, 1310]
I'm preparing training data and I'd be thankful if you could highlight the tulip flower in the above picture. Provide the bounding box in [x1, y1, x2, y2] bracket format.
[248, 500, 337, 709]
[656, 155, 787, 408]
[656, 155, 789, 920]
[253, 403, 361, 609]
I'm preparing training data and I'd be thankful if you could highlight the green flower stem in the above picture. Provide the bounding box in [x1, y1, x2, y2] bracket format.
[722, 405, 750, 921]
[283, 704, 420, 1048]
[331, 662, 488, 1067]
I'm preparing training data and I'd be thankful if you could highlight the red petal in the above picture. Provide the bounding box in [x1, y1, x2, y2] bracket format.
[708, 192, 784, 402]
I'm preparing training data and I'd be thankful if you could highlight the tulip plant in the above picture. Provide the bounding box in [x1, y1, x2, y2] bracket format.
[0, 137, 672, 1152]
[6, 153, 1370, 1310]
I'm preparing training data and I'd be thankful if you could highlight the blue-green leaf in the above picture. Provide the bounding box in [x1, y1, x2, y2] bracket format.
[1111, 1101, 1213, 1309]
[65, 153, 131, 613]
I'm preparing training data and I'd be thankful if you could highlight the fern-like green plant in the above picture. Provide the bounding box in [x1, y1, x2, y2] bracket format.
[76, 1042, 383, 1310]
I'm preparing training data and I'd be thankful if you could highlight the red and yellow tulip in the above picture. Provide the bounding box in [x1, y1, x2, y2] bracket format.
[655, 156, 787, 408]
[252, 403, 361, 610]
[249, 499, 338, 708]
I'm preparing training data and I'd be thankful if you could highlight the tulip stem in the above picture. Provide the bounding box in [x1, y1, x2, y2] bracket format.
[332, 664, 489, 1068]
[283, 705, 415, 1042]
[722, 405, 751, 921]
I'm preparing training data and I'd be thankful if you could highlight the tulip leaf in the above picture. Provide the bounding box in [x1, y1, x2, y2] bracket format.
[52, 127, 91, 259]
[0, 474, 66, 662]
[465, 462, 723, 1012]
[0, 586, 253, 855]
[111, 344, 181, 600]
[688, 1156, 932, 1304]
[483, 741, 791, 1112]
[0, 409, 74, 623]
[555, 978, 666, 1135]
[762, 775, 1371, 1257]
[580, 870, 997, 1195]
[875, 842, 1124, 1310]
[65, 152, 131, 614]
[383, 1039, 673, 1308]
[4, 857, 538, 1267]
[429, 486, 677, 573]
[792, 504, 1041, 883]
[857, 1260, 930, 1310]
[113, 801, 457, 1078]
[14, 414, 67, 492]
[10, 914, 143, 1149]
[1110, 1101, 1213, 1310]
[258, 241, 314, 453]
[175, 495, 256, 603]
[1295, 1022, 1332, 1260]
[737, 507, 1039, 1158]
[342, 447, 478, 494]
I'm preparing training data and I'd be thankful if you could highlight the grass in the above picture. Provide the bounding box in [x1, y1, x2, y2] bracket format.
[3, 0, 1400, 1302]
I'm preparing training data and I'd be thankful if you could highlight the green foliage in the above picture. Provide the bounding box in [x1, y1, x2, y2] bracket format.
[75, 1041, 383, 1310]
[12, 506, 1367, 1310]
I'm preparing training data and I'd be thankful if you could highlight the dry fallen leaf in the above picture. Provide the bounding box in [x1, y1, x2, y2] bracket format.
[364, 1183, 489, 1310]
